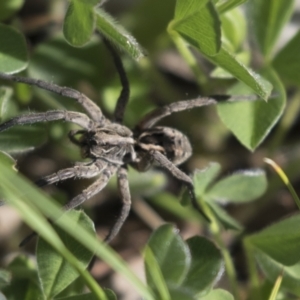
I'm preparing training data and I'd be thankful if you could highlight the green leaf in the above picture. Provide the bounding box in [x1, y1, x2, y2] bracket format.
[0, 161, 154, 300]
[95, 8, 144, 60]
[206, 169, 267, 203]
[247, 0, 295, 59]
[217, 67, 285, 150]
[220, 7, 246, 52]
[255, 250, 300, 296]
[1, 255, 43, 300]
[0, 125, 47, 153]
[37, 210, 96, 298]
[168, 289, 194, 300]
[0, 0, 24, 21]
[171, 0, 221, 55]
[181, 236, 223, 296]
[217, 0, 247, 13]
[146, 224, 191, 287]
[63, 1, 95, 47]
[56, 290, 117, 300]
[193, 163, 221, 197]
[205, 47, 273, 100]
[200, 288, 234, 300]
[144, 247, 171, 300]
[206, 201, 243, 231]
[273, 30, 300, 87]
[247, 214, 300, 266]
[0, 24, 28, 73]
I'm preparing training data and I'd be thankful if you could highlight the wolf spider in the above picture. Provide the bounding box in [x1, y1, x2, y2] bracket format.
[0, 39, 254, 243]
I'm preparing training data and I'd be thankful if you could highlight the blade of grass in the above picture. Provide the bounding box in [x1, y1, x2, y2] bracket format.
[264, 158, 300, 210]
[0, 162, 154, 300]
[0, 184, 107, 300]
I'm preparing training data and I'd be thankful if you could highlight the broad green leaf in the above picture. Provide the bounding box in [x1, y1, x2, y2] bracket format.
[273, 30, 300, 87]
[63, 1, 95, 47]
[217, 67, 285, 150]
[206, 201, 243, 231]
[1, 255, 43, 300]
[37, 210, 96, 298]
[220, 7, 246, 52]
[247, 0, 295, 59]
[146, 224, 191, 287]
[200, 289, 234, 300]
[0, 24, 28, 73]
[193, 163, 221, 197]
[95, 8, 144, 60]
[56, 290, 117, 300]
[204, 47, 272, 100]
[255, 250, 300, 296]
[0, 158, 154, 300]
[0, 0, 24, 21]
[206, 169, 267, 203]
[211, 51, 250, 78]
[247, 214, 300, 266]
[181, 236, 223, 296]
[217, 0, 247, 13]
[168, 289, 194, 300]
[144, 247, 171, 300]
[170, 0, 221, 55]
[0, 125, 47, 153]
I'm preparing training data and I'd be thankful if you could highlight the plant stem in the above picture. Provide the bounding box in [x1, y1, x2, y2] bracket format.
[167, 25, 208, 88]
[202, 202, 240, 299]
[243, 239, 262, 300]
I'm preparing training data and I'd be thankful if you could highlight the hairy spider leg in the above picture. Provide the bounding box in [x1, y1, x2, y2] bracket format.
[63, 165, 118, 211]
[137, 95, 258, 129]
[0, 72, 104, 124]
[0, 110, 94, 132]
[103, 38, 130, 124]
[150, 150, 210, 222]
[36, 161, 106, 187]
[105, 166, 131, 243]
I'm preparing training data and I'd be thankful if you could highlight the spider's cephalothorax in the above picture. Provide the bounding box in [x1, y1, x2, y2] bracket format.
[0, 38, 250, 243]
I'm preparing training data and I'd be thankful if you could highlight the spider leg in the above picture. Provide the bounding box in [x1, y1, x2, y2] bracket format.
[137, 95, 258, 129]
[0, 110, 94, 132]
[105, 166, 131, 243]
[0, 72, 104, 123]
[150, 150, 210, 222]
[103, 38, 130, 124]
[36, 161, 106, 187]
[63, 165, 118, 211]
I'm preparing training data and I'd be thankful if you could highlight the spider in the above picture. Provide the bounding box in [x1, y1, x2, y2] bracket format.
[0, 39, 253, 243]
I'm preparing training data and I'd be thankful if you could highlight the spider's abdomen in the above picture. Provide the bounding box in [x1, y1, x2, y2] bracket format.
[136, 126, 192, 166]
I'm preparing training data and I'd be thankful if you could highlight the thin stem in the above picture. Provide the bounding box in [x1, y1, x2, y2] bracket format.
[243, 239, 262, 300]
[168, 25, 207, 88]
[202, 201, 240, 299]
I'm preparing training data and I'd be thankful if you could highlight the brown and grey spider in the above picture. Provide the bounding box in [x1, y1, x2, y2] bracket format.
[0, 40, 254, 243]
